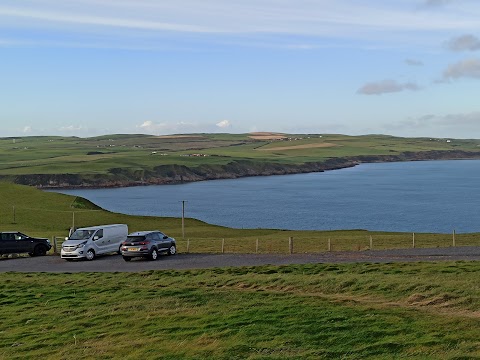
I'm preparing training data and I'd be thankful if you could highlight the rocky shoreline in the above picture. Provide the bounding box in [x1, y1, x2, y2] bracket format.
[6, 149, 480, 189]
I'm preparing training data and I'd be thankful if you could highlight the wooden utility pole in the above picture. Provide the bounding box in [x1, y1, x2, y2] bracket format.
[181, 200, 187, 240]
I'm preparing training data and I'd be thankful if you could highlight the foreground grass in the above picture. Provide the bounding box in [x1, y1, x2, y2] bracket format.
[1, 262, 479, 359]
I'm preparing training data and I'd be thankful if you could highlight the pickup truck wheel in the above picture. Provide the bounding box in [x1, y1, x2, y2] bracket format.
[149, 248, 158, 261]
[32, 245, 47, 256]
[85, 249, 95, 261]
[167, 244, 176, 256]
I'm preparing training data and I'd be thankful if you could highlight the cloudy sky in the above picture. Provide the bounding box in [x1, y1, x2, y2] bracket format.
[1, 0, 480, 138]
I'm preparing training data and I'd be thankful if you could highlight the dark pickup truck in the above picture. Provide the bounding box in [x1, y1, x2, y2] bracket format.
[0, 232, 52, 256]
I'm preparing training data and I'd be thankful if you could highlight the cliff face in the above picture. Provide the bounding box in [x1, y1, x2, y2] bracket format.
[5, 150, 480, 189]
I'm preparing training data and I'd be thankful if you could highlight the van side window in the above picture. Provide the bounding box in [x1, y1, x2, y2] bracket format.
[95, 229, 104, 239]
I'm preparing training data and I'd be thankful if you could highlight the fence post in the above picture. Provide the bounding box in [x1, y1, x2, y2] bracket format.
[221, 238, 225, 254]
[186, 239, 190, 253]
[288, 237, 293, 254]
[256, 238, 259, 254]
[53, 236, 57, 254]
[412, 233, 415, 248]
[370, 235, 373, 250]
[328, 238, 331, 252]
[453, 230, 456, 247]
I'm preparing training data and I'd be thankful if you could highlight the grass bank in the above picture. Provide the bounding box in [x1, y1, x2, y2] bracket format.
[1, 183, 479, 254]
[1, 262, 479, 359]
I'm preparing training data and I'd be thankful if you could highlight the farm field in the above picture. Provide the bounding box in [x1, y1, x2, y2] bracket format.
[1, 133, 480, 187]
[1, 262, 480, 359]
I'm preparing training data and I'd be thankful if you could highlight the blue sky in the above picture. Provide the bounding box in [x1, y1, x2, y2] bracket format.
[1, 0, 480, 138]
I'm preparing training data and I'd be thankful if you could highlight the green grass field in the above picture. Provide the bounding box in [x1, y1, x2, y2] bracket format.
[1, 262, 479, 359]
[1, 133, 479, 182]
[1, 183, 480, 358]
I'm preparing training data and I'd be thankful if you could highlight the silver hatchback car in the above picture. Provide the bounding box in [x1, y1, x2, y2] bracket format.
[121, 231, 176, 261]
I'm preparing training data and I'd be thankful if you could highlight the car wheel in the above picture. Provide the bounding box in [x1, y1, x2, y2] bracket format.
[123, 256, 132, 262]
[33, 245, 47, 256]
[149, 248, 158, 261]
[85, 249, 95, 261]
[167, 244, 177, 256]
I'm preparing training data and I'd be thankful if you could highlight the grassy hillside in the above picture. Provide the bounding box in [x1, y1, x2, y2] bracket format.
[1, 262, 480, 359]
[1, 183, 479, 254]
[1, 133, 479, 187]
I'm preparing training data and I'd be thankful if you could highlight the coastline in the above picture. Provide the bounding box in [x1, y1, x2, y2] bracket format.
[7, 149, 480, 189]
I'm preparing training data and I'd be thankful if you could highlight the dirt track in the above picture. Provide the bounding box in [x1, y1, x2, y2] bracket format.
[1, 246, 480, 273]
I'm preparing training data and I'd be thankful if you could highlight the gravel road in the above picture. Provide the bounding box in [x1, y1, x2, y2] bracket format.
[1, 246, 480, 273]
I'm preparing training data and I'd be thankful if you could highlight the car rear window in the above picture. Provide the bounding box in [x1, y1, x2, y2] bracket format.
[126, 236, 146, 242]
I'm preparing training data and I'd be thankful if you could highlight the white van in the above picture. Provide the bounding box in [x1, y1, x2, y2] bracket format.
[61, 224, 128, 261]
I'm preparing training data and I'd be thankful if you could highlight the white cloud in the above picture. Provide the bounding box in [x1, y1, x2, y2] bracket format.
[216, 120, 231, 129]
[22, 126, 32, 133]
[58, 125, 83, 132]
[446, 34, 480, 52]
[1, 1, 479, 50]
[139, 121, 154, 129]
[443, 58, 480, 79]
[422, 0, 453, 8]
[385, 111, 480, 138]
[137, 120, 234, 135]
[405, 58, 424, 66]
[357, 80, 421, 95]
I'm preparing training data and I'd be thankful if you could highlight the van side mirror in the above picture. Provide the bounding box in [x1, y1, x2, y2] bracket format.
[65, 237, 69, 241]
[93, 236, 99, 241]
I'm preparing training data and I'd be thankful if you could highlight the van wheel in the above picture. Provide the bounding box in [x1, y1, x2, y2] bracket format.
[149, 248, 158, 261]
[32, 245, 47, 256]
[167, 245, 176, 256]
[123, 256, 131, 262]
[117, 246, 122, 255]
[85, 249, 95, 261]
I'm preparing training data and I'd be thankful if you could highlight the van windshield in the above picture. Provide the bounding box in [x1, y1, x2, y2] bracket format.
[70, 230, 95, 240]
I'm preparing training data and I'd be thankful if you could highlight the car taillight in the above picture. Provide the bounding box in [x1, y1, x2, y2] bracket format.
[139, 241, 150, 245]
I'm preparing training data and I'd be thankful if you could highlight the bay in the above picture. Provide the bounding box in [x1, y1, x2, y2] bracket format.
[52, 159, 480, 233]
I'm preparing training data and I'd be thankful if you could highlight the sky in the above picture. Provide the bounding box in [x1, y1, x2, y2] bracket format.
[1, 0, 480, 138]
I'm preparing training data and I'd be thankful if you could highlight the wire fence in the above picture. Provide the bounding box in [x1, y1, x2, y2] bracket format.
[170, 232, 480, 255]
[14, 231, 479, 257]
